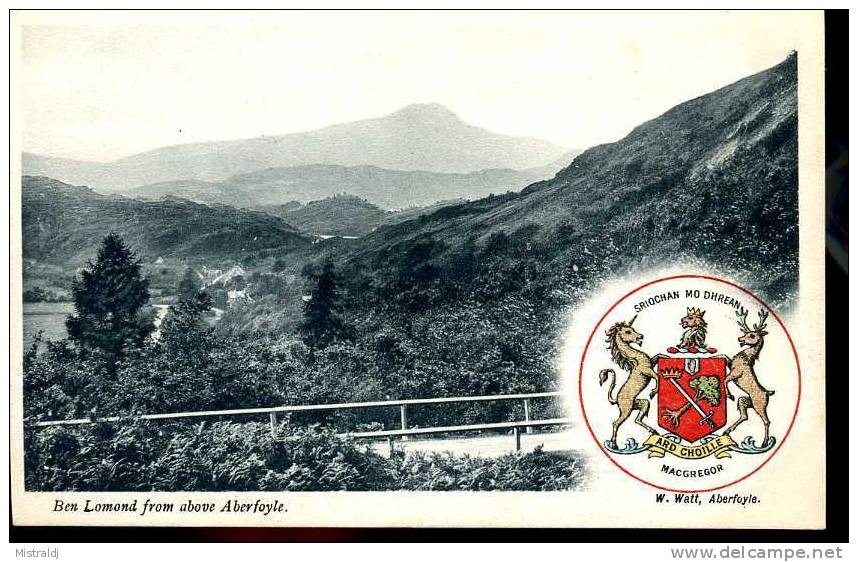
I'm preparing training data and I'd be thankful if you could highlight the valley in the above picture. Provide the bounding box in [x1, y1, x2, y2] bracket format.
[22, 54, 799, 352]
[21, 55, 799, 494]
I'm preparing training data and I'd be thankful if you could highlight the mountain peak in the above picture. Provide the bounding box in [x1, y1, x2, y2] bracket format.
[24, 101, 568, 188]
[389, 103, 462, 122]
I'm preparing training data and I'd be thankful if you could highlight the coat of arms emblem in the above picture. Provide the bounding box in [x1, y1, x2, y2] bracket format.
[578, 275, 799, 492]
[599, 306, 774, 457]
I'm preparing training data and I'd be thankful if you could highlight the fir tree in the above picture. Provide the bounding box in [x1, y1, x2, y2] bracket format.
[66, 233, 153, 358]
[159, 290, 213, 364]
[299, 259, 350, 350]
[177, 268, 202, 303]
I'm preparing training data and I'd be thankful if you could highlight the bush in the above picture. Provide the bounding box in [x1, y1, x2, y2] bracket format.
[24, 421, 586, 492]
[392, 446, 587, 491]
[25, 421, 397, 492]
[25, 298, 565, 431]
[23, 286, 64, 302]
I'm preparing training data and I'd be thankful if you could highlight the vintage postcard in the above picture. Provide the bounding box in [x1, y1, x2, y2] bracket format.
[10, 10, 826, 529]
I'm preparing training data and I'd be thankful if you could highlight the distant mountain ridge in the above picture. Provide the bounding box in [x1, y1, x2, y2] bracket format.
[256, 194, 466, 238]
[22, 103, 571, 193]
[125, 157, 578, 210]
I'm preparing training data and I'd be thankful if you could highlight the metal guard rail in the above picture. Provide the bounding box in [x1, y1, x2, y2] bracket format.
[30, 391, 564, 427]
[28, 391, 568, 453]
[344, 417, 572, 453]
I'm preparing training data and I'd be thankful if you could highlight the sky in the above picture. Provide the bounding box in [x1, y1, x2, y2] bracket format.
[15, 11, 812, 162]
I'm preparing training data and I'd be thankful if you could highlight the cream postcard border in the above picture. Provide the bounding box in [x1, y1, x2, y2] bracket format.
[9, 9, 826, 528]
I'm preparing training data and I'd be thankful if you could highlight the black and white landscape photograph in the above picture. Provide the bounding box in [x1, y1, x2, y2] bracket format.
[15, 11, 804, 496]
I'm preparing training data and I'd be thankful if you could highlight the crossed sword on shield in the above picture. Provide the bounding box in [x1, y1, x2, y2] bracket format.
[660, 360, 716, 429]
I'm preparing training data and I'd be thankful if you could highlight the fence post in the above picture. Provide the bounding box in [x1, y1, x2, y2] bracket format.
[269, 412, 278, 437]
[387, 437, 395, 458]
[400, 405, 409, 441]
[514, 426, 521, 452]
[523, 399, 532, 434]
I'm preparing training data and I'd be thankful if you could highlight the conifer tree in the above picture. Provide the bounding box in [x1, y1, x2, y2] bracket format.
[159, 290, 213, 363]
[66, 233, 153, 358]
[299, 259, 349, 350]
[177, 268, 202, 303]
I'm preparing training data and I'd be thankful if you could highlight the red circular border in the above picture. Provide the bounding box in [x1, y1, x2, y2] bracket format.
[577, 274, 801, 493]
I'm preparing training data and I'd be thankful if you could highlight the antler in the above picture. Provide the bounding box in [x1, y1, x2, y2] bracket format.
[736, 309, 751, 333]
[753, 309, 769, 331]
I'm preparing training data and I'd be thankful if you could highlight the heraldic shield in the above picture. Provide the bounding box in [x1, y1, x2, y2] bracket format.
[657, 353, 728, 442]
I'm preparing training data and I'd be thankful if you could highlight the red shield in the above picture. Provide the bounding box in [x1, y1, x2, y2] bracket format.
[657, 356, 727, 442]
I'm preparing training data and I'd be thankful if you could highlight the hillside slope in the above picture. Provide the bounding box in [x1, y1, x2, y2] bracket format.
[340, 54, 799, 305]
[22, 176, 309, 267]
[22, 103, 570, 192]
[259, 195, 389, 237]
